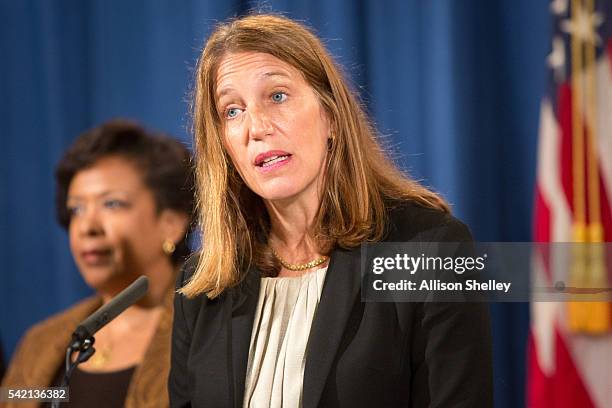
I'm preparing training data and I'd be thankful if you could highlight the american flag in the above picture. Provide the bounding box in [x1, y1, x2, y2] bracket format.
[529, 0, 612, 407]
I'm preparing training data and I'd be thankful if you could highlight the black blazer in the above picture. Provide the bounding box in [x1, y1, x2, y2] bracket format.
[169, 202, 493, 407]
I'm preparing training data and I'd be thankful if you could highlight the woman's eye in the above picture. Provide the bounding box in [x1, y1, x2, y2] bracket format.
[104, 199, 127, 209]
[271, 92, 287, 103]
[67, 205, 84, 217]
[225, 107, 242, 119]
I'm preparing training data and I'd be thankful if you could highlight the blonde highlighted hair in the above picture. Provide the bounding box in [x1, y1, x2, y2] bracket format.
[181, 14, 449, 298]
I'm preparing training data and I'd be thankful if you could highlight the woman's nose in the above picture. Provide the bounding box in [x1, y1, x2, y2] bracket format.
[77, 207, 104, 236]
[247, 106, 274, 140]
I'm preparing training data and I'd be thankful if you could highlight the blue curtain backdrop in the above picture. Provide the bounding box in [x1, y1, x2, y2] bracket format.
[0, 1, 550, 406]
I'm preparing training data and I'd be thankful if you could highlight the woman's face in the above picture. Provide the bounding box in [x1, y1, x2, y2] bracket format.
[215, 51, 331, 203]
[67, 156, 174, 295]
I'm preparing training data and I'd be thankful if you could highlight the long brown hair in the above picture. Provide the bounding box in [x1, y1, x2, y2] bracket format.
[181, 14, 449, 298]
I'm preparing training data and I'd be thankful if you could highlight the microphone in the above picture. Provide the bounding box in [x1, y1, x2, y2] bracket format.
[51, 276, 149, 408]
[72, 275, 149, 344]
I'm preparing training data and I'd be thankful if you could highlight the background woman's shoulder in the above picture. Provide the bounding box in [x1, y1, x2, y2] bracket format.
[16, 296, 101, 347]
[1, 296, 100, 390]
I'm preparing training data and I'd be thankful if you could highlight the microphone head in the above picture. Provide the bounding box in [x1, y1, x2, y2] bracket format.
[72, 275, 150, 343]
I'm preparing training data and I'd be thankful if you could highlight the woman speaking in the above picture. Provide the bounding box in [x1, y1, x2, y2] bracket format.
[170, 14, 492, 407]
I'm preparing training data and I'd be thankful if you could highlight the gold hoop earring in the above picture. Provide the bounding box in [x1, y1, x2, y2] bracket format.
[162, 240, 176, 255]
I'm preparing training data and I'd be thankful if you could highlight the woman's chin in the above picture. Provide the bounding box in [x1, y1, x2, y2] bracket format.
[79, 267, 129, 294]
[258, 188, 302, 203]
[250, 179, 298, 201]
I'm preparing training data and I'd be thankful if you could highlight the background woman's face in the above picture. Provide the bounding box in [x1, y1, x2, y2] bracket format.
[67, 156, 170, 295]
[216, 51, 330, 204]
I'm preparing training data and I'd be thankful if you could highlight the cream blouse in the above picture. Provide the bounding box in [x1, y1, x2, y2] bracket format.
[243, 267, 328, 408]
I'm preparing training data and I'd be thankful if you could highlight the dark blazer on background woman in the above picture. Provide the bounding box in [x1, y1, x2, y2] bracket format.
[169, 202, 493, 408]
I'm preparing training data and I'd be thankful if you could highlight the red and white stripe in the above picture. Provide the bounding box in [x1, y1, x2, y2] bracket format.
[528, 39, 612, 408]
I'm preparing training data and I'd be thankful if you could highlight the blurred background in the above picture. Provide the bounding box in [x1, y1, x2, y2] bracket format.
[0, 0, 572, 406]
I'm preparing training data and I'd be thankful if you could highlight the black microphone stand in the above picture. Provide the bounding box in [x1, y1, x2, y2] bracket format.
[50, 333, 97, 408]
[49, 276, 148, 407]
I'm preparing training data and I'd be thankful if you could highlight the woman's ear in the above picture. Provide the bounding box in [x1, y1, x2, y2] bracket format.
[159, 209, 190, 244]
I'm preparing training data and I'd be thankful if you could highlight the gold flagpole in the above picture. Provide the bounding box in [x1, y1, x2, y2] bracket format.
[568, 0, 609, 334]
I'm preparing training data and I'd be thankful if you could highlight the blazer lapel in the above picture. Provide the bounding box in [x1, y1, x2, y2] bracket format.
[4, 296, 102, 393]
[125, 289, 174, 408]
[230, 267, 261, 408]
[303, 247, 361, 408]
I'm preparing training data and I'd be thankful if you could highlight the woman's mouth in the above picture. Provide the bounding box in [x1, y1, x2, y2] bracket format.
[81, 249, 113, 265]
[254, 151, 292, 173]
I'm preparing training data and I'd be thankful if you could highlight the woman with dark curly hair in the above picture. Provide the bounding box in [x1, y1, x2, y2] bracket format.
[2, 120, 195, 408]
